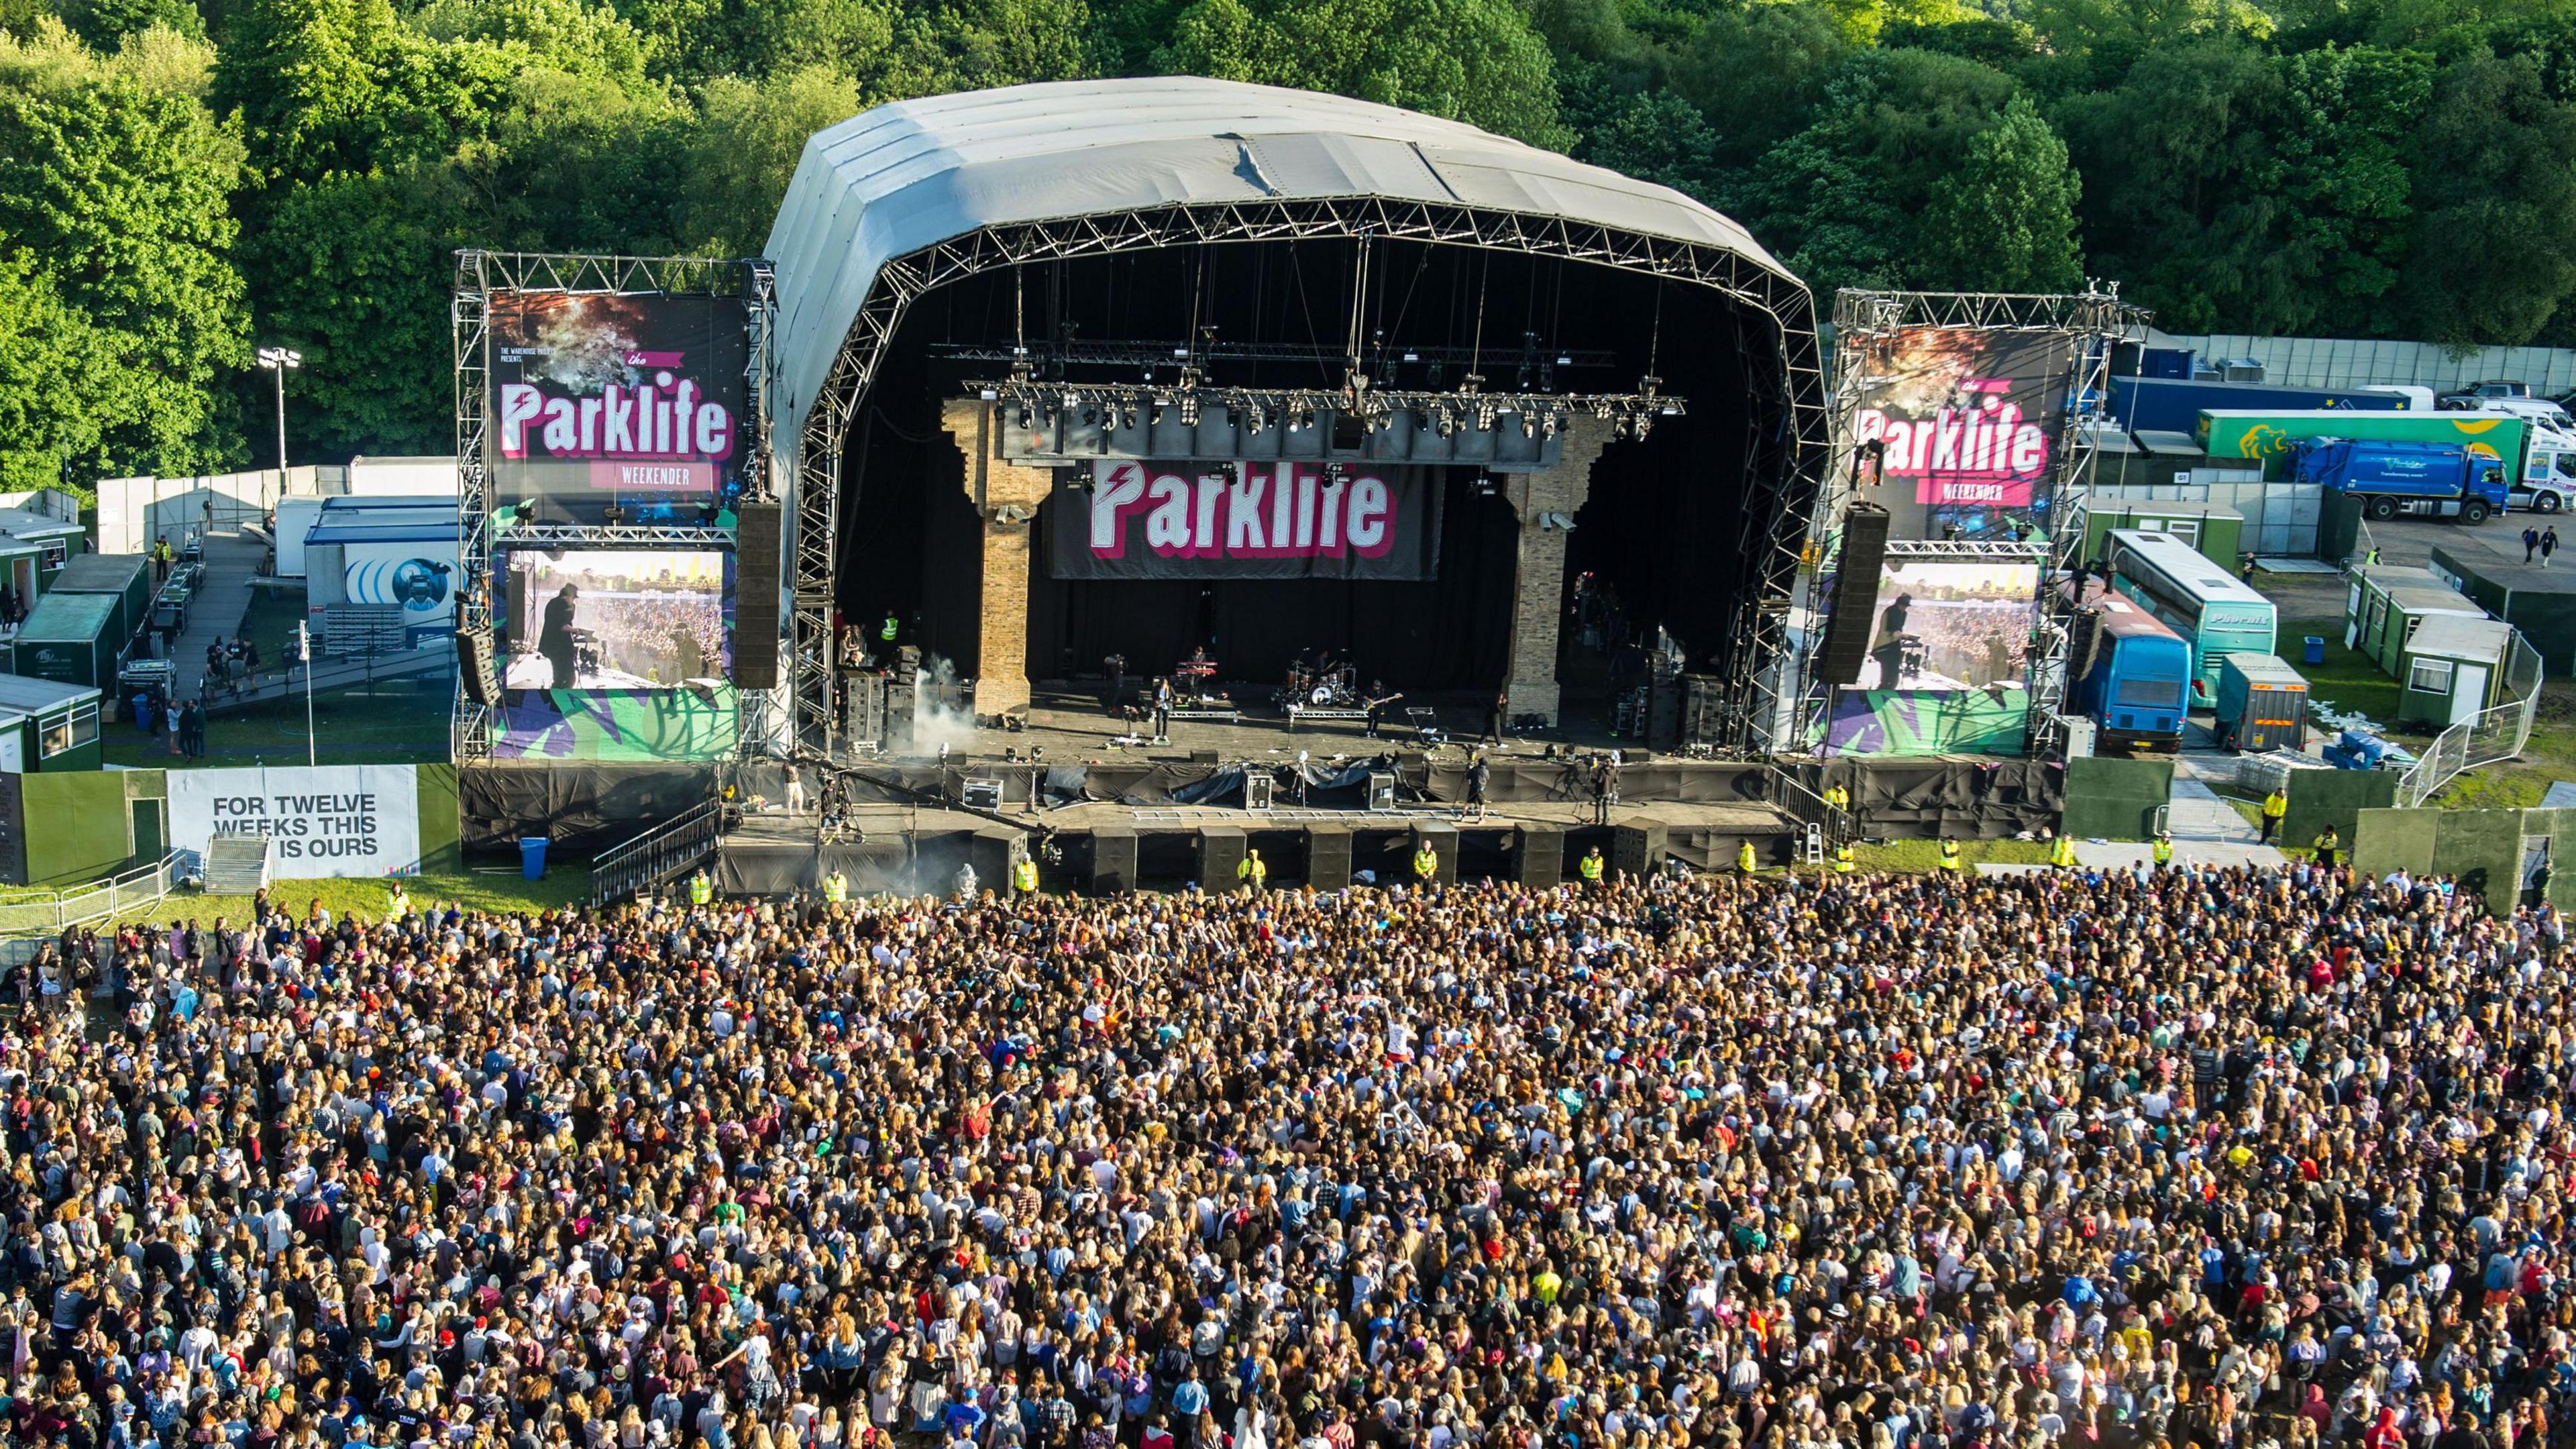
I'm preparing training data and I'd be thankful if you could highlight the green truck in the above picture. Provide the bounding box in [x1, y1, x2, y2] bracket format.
[2196, 411, 2576, 508]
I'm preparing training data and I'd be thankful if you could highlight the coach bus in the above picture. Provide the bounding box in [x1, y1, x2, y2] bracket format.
[2061, 576, 2192, 752]
[2103, 528, 2278, 705]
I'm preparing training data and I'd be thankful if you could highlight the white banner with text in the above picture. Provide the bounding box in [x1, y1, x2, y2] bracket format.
[170, 765, 423, 877]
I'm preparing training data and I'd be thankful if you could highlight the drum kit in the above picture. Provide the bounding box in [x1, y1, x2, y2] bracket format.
[1281, 653, 1364, 710]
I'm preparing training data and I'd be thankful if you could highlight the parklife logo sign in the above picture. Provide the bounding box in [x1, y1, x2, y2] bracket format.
[1086, 460, 1398, 561]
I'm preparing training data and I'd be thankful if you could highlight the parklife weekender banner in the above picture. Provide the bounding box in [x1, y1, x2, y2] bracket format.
[1849, 327, 2080, 541]
[170, 765, 424, 877]
[1050, 460, 1443, 580]
[488, 290, 749, 525]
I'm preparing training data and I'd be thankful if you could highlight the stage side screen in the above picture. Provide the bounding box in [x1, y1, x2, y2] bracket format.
[1849, 328, 2078, 541]
[1830, 559, 2036, 755]
[488, 290, 749, 525]
[492, 547, 738, 761]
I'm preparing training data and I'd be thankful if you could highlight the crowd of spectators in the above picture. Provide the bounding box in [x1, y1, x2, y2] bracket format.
[2, 859, 2569, 1449]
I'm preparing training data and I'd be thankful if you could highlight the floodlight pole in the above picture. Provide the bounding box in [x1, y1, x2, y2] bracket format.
[297, 621, 315, 767]
[256, 346, 304, 474]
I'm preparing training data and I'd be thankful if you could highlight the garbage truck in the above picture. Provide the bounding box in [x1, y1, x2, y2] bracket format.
[2287, 438, 2512, 523]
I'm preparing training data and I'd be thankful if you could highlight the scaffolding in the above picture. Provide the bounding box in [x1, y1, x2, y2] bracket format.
[1793, 286, 2147, 756]
[449, 250, 778, 764]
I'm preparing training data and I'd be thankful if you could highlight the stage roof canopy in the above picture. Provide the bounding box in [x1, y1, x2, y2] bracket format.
[764, 76, 1800, 449]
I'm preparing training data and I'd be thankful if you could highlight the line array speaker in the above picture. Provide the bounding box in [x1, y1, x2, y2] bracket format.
[457, 628, 500, 706]
[734, 502, 783, 689]
[1812, 503, 1891, 688]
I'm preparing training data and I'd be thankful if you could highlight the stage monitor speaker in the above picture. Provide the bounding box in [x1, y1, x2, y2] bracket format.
[1244, 773, 1275, 810]
[457, 629, 500, 706]
[1366, 771, 1397, 811]
[1813, 504, 1891, 687]
[1613, 822, 1667, 879]
[733, 502, 783, 689]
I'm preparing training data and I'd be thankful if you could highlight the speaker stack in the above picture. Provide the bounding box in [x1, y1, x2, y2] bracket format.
[733, 502, 783, 689]
[1812, 503, 1892, 688]
[457, 629, 501, 705]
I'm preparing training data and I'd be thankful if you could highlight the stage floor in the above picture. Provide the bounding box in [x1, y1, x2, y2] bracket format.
[852, 682, 1659, 767]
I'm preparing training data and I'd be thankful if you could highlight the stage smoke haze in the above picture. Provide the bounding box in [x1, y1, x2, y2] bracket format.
[911, 654, 978, 756]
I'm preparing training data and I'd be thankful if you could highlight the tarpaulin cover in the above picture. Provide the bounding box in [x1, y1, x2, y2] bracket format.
[460, 762, 714, 855]
[1411, 759, 1770, 804]
[1807, 757, 2064, 840]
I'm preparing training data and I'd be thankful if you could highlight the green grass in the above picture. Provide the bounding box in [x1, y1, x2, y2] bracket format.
[231, 584, 307, 661]
[2435, 682, 2576, 808]
[1834, 837, 2055, 872]
[94, 868, 592, 928]
[2277, 616, 2414, 729]
[100, 683, 450, 768]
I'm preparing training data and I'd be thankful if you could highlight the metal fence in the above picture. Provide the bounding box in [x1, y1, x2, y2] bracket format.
[2397, 632, 2544, 806]
[0, 853, 187, 943]
[590, 798, 722, 907]
[2176, 334, 2576, 394]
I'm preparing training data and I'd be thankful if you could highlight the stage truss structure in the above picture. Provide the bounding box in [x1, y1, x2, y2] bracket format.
[451, 250, 778, 764]
[1794, 286, 2147, 757]
[788, 198, 1829, 759]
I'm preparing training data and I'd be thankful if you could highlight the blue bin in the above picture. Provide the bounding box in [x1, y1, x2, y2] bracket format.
[2303, 636, 2325, 665]
[519, 836, 549, 880]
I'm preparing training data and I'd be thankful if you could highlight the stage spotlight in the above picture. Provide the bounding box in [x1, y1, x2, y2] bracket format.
[1179, 396, 1201, 426]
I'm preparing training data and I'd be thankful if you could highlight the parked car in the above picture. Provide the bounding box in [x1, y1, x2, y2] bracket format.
[2439, 379, 2533, 409]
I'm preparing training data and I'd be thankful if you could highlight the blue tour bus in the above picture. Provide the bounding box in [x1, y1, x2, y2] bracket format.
[2104, 528, 2278, 706]
[2061, 576, 2192, 752]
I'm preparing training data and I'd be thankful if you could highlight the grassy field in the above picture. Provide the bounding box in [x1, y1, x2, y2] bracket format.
[2277, 616, 2413, 729]
[99, 683, 451, 769]
[84, 869, 592, 928]
[2436, 682, 2576, 809]
[1841, 837, 2055, 871]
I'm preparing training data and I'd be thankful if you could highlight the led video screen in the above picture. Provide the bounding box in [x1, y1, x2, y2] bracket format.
[503, 549, 733, 690]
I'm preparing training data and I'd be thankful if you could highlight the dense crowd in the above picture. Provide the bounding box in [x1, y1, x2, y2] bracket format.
[3, 859, 2572, 1449]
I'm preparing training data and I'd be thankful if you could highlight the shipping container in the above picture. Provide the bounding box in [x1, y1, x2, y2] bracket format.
[43, 551, 152, 645]
[2080, 502, 2244, 572]
[2109, 377, 2406, 434]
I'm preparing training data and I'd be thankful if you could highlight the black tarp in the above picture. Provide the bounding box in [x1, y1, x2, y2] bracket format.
[1805, 757, 2065, 840]
[460, 763, 715, 855]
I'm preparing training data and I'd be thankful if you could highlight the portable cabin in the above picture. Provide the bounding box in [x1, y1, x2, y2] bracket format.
[2081, 502, 2245, 572]
[11, 591, 123, 690]
[2344, 564, 2486, 676]
[2396, 614, 2520, 728]
[44, 551, 152, 646]
[0, 674, 103, 771]
[0, 506, 87, 598]
[2214, 653, 2310, 753]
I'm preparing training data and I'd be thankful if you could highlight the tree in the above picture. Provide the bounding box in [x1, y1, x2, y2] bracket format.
[0, 252, 118, 490]
[676, 65, 861, 256]
[1159, 0, 1572, 148]
[1668, 3, 1849, 176]
[1733, 47, 2021, 293]
[0, 42, 249, 474]
[1917, 93, 2084, 290]
[2405, 50, 2576, 345]
[1572, 81, 1726, 205]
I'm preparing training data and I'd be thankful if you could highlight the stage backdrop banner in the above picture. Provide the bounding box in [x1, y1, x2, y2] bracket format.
[488, 290, 749, 525]
[1051, 460, 1442, 580]
[1850, 327, 2079, 541]
[170, 765, 424, 876]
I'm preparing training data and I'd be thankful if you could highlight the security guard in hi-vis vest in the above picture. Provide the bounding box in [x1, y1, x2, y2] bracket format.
[1823, 783, 1850, 815]
[822, 869, 848, 904]
[2152, 833, 2174, 867]
[879, 611, 900, 645]
[1938, 838, 1964, 872]
[1413, 842, 1439, 885]
[1235, 849, 1267, 893]
[2049, 835, 2078, 869]
[1578, 847, 1605, 887]
[1833, 842, 1855, 873]
[1012, 854, 1039, 894]
[688, 869, 712, 906]
[1736, 841, 1758, 875]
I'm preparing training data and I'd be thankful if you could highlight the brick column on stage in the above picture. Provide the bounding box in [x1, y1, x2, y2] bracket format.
[941, 398, 1054, 718]
[1501, 425, 1609, 726]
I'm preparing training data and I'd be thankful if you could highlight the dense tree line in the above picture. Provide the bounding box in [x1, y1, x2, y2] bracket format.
[8, 0, 2576, 486]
